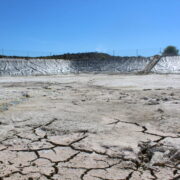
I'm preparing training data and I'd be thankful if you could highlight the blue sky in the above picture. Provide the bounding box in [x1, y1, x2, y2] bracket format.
[0, 0, 180, 56]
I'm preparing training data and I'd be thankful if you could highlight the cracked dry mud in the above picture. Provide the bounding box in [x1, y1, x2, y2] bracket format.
[0, 74, 180, 180]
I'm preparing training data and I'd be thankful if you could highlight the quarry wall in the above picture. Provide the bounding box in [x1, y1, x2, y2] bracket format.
[152, 56, 180, 73]
[0, 56, 179, 76]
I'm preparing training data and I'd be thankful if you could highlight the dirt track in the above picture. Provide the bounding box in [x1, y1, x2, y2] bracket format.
[0, 74, 180, 180]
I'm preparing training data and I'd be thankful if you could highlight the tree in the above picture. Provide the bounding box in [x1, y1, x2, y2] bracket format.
[162, 46, 179, 56]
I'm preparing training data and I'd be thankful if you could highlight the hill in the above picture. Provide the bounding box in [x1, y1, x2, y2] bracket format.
[0, 52, 145, 60]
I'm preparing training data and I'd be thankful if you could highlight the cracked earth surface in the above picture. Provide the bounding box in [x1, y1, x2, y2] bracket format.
[0, 74, 180, 180]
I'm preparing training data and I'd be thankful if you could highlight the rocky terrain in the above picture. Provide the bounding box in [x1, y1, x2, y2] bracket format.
[0, 74, 180, 180]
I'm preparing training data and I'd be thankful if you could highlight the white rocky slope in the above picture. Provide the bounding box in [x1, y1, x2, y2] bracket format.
[0, 56, 180, 76]
[152, 56, 180, 73]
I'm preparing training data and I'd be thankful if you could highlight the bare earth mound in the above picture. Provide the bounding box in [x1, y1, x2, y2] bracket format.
[0, 74, 180, 180]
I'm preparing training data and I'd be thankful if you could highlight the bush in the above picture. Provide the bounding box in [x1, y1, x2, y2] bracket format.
[162, 46, 179, 56]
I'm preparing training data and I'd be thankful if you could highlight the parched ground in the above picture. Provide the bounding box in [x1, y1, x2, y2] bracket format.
[0, 74, 180, 180]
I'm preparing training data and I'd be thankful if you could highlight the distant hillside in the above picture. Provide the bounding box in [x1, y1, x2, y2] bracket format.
[40, 52, 112, 60]
[0, 52, 145, 60]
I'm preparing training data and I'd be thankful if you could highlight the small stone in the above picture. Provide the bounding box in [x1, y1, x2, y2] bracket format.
[22, 92, 30, 98]
[43, 86, 51, 89]
[162, 97, 168, 101]
[157, 108, 164, 113]
[32, 163, 36, 166]
[150, 152, 164, 165]
[142, 97, 148, 100]
[146, 100, 159, 105]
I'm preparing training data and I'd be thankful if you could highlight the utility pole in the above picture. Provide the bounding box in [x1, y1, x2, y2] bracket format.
[1, 48, 4, 55]
[136, 49, 139, 56]
[113, 50, 115, 60]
